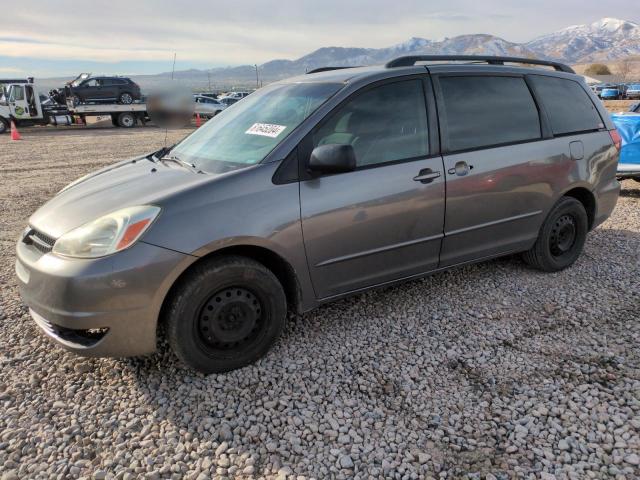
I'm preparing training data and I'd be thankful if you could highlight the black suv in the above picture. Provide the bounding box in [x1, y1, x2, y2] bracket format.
[67, 76, 141, 104]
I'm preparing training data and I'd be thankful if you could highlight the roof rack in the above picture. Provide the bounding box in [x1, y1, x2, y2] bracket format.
[306, 66, 361, 74]
[385, 55, 575, 73]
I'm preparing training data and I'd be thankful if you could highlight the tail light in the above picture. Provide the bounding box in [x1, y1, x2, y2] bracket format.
[609, 129, 622, 152]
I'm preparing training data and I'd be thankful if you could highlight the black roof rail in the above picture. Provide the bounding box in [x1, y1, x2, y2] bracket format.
[306, 66, 361, 74]
[385, 55, 575, 74]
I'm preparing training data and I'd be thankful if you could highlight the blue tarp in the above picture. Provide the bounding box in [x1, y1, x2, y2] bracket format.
[611, 113, 640, 165]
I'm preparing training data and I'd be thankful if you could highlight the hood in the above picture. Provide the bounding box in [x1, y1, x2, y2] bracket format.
[29, 157, 221, 238]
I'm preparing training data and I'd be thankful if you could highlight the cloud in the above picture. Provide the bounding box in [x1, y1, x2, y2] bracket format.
[0, 0, 635, 76]
[0, 66, 24, 73]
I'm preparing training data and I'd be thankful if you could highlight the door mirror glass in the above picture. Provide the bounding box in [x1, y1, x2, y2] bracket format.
[308, 144, 356, 174]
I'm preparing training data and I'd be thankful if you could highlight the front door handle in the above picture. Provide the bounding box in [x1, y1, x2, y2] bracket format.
[413, 169, 441, 183]
[447, 161, 472, 176]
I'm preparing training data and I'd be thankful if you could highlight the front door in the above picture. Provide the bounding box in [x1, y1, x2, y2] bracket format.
[8, 85, 29, 119]
[78, 79, 101, 101]
[300, 78, 445, 299]
[434, 74, 565, 266]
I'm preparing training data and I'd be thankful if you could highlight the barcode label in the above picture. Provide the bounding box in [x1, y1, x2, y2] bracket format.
[245, 123, 287, 138]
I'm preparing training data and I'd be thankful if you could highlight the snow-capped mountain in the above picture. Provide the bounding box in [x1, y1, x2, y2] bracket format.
[526, 18, 640, 63]
[204, 34, 537, 82]
[108, 17, 638, 89]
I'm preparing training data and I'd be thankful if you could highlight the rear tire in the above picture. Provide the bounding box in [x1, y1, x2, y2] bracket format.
[522, 196, 588, 272]
[119, 92, 133, 104]
[0, 118, 8, 134]
[165, 256, 287, 374]
[117, 112, 136, 128]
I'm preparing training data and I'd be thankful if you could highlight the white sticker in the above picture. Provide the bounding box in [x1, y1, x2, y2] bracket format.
[245, 123, 287, 138]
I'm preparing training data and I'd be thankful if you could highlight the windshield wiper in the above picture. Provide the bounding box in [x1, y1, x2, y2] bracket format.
[160, 155, 201, 172]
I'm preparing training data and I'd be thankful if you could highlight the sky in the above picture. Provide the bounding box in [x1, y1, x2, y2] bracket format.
[0, 0, 636, 78]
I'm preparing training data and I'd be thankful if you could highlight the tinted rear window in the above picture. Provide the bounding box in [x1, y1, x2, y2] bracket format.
[439, 76, 541, 152]
[529, 76, 604, 135]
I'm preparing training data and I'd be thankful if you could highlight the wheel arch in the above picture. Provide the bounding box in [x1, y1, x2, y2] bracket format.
[157, 243, 303, 335]
[560, 185, 596, 230]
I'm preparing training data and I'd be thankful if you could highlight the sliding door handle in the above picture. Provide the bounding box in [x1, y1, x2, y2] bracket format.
[413, 169, 441, 183]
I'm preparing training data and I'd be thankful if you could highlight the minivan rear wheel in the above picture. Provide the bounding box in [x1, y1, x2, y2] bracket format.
[165, 256, 287, 373]
[522, 196, 588, 272]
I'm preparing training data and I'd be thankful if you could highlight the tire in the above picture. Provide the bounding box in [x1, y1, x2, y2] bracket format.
[117, 112, 136, 128]
[72, 95, 82, 105]
[119, 92, 133, 104]
[522, 196, 588, 272]
[111, 114, 119, 127]
[0, 117, 8, 134]
[165, 256, 287, 373]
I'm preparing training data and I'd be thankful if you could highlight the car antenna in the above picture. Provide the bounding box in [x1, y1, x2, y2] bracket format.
[164, 52, 177, 148]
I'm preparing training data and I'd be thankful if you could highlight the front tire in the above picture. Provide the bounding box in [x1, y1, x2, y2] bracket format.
[165, 256, 287, 373]
[523, 196, 588, 272]
[0, 118, 8, 134]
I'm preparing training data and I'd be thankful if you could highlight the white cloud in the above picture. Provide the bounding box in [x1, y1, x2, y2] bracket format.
[1, 0, 635, 74]
[0, 66, 24, 73]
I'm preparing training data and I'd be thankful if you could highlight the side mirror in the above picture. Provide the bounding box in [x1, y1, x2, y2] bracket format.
[308, 144, 356, 174]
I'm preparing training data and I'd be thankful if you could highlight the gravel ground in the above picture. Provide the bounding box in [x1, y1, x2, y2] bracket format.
[0, 126, 639, 480]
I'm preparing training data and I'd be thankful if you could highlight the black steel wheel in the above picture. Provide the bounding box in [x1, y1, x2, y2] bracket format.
[523, 196, 588, 272]
[549, 214, 577, 257]
[165, 256, 287, 373]
[197, 287, 264, 353]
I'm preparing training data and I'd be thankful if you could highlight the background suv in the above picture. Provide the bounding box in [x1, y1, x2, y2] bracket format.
[67, 76, 141, 104]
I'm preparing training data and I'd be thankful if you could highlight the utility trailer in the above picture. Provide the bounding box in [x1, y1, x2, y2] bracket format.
[0, 77, 150, 133]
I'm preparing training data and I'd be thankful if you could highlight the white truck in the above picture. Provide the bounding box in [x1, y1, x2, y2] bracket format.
[0, 77, 150, 134]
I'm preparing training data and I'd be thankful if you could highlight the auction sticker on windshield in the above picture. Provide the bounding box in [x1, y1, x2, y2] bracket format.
[245, 123, 287, 138]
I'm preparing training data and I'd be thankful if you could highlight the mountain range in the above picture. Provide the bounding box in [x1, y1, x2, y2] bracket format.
[38, 18, 640, 91]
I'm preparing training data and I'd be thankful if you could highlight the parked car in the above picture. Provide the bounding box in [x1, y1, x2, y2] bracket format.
[67, 74, 141, 104]
[225, 91, 250, 99]
[217, 96, 239, 106]
[612, 112, 640, 181]
[600, 87, 621, 100]
[625, 84, 640, 100]
[16, 55, 620, 373]
[195, 93, 219, 99]
[193, 95, 227, 117]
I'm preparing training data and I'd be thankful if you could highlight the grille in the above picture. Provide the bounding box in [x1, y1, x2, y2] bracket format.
[23, 227, 56, 254]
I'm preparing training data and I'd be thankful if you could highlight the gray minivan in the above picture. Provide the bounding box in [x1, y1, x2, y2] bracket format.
[16, 56, 621, 373]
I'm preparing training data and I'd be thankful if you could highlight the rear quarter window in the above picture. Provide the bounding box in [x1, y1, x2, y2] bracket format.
[529, 75, 604, 135]
[438, 76, 541, 152]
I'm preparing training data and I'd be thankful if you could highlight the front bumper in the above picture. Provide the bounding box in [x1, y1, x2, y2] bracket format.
[16, 238, 192, 357]
[617, 163, 640, 179]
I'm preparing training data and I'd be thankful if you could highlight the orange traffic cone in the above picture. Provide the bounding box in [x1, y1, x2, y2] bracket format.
[195, 113, 202, 127]
[10, 121, 21, 141]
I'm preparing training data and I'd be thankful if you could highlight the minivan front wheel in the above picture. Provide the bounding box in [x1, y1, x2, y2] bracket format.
[165, 256, 287, 373]
[523, 196, 588, 272]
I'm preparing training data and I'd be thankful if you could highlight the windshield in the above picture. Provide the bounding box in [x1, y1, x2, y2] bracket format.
[170, 82, 343, 172]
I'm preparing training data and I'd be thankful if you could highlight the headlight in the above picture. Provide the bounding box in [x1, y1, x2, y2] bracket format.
[52, 205, 161, 258]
